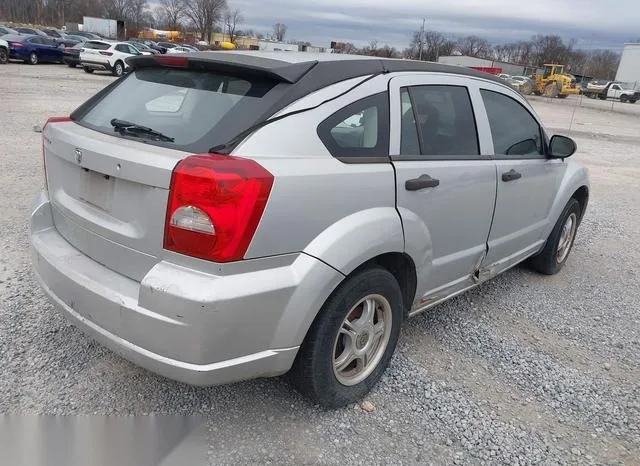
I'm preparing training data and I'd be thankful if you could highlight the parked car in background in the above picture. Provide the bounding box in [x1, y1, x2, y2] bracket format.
[0, 25, 19, 36]
[128, 38, 166, 54]
[71, 31, 103, 40]
[179, 44, 200, 52]
[63, 42, 84, 67]
[582, 81, 639, 103]
[0, 38, 8, 64]
[41, 28, 65, 38]
[80, 40, 145, 76]
[32, 52, 589, 408]
[157, 41, 177, 50]
[166, 46, 193, 54]
[14, 27, 48, 37]
[127, 41, 158, 55]
[3, 34, 63, 64]
[498, 73, 511, 80]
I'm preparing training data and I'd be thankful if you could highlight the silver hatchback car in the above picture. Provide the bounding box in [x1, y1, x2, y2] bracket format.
[30, 52, 589, 408]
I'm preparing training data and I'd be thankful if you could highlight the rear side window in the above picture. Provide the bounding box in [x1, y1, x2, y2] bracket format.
[400, 85, 479, 157]
[76, 67, 278, 153]
[84, 41, 110, 50]
[480, 89, 543, 157]
[317, 92, 390, 159]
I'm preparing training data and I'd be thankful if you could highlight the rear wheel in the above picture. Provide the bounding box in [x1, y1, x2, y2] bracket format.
[67, 63, 76, 68]
[28, 52, 38, 65]
[521, 80, 533, 95]
[83, 66, 94, 74]
[112, 60, 124, 77]
[0, 47, 7, 64]
[544, 83, 559, 98]
[620, 95, 629, 103]
[630, 99, 637, 104]
[528, 198, 581, 275]
[290, 267, 403, 408]
[557, 94, 568, 99]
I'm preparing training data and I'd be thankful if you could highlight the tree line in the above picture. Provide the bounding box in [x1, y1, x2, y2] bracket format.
[336, 31, 621, 80]
[0, 0, 621, 79]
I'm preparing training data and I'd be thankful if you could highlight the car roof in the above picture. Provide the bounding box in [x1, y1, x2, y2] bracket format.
[132, 51, 507, 86]
[2, 33, 35, 41]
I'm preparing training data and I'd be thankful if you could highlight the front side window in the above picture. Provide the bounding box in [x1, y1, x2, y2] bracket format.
[481, 89, 543, 157]
[317, 92, 389, 159]
[400, 85, 479, 157]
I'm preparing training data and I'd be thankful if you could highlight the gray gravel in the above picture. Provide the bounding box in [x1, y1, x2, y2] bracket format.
[1, 64, 639, 464]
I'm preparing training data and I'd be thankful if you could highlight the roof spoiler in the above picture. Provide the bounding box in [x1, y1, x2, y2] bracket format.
[125, 53, 318, 84]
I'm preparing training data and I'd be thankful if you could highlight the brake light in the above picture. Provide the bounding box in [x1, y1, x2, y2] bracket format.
[155, 55, 188, 68]
[42, 117, 72, 189]
[99, 51, 113, 56]
[164, 154, 274, 262]
[9, 42, 23, 48]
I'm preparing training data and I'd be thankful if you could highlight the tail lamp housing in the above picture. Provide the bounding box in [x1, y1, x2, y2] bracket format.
[164, 154, 274, 263]
[42, 117, 72, 189]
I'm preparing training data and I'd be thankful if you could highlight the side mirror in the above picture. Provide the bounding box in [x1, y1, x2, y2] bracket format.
[549, 134, 577, 158]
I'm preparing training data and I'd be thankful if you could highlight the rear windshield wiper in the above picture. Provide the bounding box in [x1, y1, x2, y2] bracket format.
[110, 118, 175, 142]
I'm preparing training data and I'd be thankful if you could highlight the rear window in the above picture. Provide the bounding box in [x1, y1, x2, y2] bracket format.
[84, 41, 111, 50]
[76, 67, 278, 152]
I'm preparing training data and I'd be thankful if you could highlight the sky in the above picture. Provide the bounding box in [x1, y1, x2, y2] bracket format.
[231, 0, 640, 51]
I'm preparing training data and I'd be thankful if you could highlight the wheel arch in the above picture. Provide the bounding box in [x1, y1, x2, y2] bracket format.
[572, 185, 589, 223]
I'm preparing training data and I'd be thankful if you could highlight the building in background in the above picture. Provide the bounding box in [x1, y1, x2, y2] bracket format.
[438, 55, 537, 77]
[615, 43, 640, 88]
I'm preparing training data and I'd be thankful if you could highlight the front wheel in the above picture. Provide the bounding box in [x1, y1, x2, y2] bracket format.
[83, 66, 94, 74]
[28, 52, 38, 65]
[528, 198, 581, 275]
[620, 95, 629, 103]
[0, 47, 7, 64]
[290, 267, 403, 408]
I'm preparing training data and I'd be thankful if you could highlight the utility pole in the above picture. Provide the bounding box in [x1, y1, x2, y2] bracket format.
[418, 18, 425, 61]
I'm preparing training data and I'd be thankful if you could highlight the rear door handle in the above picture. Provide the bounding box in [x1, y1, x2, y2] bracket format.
[405, 174, 440, 191]
[501, 169, 522, 182]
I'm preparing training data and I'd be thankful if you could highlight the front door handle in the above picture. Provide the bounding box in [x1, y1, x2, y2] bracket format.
[502, 169, 522, 182]
[405, 174, 440, 191]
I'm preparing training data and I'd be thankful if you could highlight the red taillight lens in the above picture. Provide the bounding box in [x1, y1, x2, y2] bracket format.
[42, 117, 72, 189]
[155, 55, 188, 68]
[9, 42, 23, 48]
[164, 154, 274, 262]
[99, 51, 113, 56]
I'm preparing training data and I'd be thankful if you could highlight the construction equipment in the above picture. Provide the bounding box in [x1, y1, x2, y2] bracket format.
[520, 64, 580, 98]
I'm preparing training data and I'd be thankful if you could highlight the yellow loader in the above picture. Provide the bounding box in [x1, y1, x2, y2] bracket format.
[520, 64, 580, 98]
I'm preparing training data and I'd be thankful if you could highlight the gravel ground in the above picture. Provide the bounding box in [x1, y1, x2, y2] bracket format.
[1, 64, 639, 465]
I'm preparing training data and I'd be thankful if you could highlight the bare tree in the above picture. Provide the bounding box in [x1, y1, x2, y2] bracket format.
[272, 21, 287, 41]
[224, 8, 243, 43]
[407, 30, 455, 61]
[158, 0, 185, 29]
[456, 35, 491, 58]
[184, 0, 227, 42]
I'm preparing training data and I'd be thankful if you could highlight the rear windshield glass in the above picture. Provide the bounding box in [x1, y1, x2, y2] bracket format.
[77, 67, 278, 152]
[83, 41, 111, 50]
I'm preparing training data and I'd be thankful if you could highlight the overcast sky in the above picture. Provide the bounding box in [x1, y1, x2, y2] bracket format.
[231, 0, 639, 50]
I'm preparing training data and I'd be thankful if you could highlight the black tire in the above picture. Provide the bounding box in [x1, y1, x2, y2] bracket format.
[0, 47, 7, 65]
[290, 267, 404, 408]
[528, 198, 581, 275]
[83, 66, 94, 74]
[630, 99, 637, 104]
[67, 63, 76, 68]
[112, 60, 124, 77]
[620, 95, 629, 103]
[557, 94, 568, 99]
[28, 51, 38, 65]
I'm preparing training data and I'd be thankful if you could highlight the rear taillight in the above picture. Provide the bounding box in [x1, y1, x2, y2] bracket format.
[9, 42, 23, 48]
[99, 51, 113, 56]
[42, 117, 72, 189]
[155, 55, 188, 68]
[164, 154, 274, 262]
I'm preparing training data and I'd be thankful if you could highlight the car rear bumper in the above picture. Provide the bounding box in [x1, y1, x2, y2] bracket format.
[80, 59, 112, 71]
[63, 56, 80, 65]
[30, 191, 343, 386]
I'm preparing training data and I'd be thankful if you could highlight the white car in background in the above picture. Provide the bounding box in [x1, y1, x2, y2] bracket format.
[80, 40, 151, 77]
[0, 38, 8, 64]
[166, 46, 194, 54]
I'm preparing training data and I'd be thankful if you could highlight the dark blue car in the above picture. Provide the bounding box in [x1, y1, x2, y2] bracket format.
[3, 34, 64, 65]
